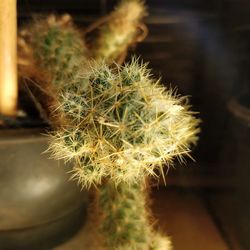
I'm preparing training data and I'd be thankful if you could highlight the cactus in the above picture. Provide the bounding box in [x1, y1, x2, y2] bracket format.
[19, 14, 88, 124]
[48, 59, 200, 188]
[21, 7, 200, 250]
[25, 14, 87, 90]
[88, 0, 146, 63]
[27, 28, 198, 250]
[47, 59, 199, 249]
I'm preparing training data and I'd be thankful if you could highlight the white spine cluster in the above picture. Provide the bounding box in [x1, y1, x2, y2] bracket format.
[48, 59, 200, 188]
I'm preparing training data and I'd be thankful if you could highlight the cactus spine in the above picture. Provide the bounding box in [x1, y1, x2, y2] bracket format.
[48, 60, 200, 188]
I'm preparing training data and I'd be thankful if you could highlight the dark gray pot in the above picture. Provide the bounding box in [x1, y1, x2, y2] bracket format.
[0, 129, 88, 250]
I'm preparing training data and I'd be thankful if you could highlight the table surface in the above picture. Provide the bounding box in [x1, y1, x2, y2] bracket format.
[55, 187, 241, 250]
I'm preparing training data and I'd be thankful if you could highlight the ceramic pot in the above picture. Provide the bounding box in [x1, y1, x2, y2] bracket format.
[0, 129, 88, 250]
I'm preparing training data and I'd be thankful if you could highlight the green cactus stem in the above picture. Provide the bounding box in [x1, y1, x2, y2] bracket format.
[20, 15, 88, 124]
[30, 15, 87, 89]
[88, 0, 146, 63]
[98, 180, 172, 250]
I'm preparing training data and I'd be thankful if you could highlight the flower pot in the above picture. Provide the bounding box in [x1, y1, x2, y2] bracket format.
[0, 128, 87, 250]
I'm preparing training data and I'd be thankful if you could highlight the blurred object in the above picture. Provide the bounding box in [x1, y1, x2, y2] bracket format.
[0, 0, 18, 116]
[0, 80, 48, 129]
[86, 0, 147, 63]
[0, 129, 87, 250]
[227, 93, 250, 195]
[213, 92, 250, 250]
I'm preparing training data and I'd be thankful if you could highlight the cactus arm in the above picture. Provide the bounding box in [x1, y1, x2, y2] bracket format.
[21, 15, 88, 125]
[29, 15, 87, 90]
[88, 0, 146, 63]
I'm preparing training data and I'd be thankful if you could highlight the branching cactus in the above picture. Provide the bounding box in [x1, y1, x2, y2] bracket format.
[20, 6, 200, 250]
[88, 0, 146, 63]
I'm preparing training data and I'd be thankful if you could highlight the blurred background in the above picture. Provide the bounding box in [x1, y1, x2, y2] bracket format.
[1, 0, 249, 249]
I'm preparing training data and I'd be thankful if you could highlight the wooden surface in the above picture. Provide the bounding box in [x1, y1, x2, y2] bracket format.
[56, 188, 230, 250]
[152, 189, 228, 250]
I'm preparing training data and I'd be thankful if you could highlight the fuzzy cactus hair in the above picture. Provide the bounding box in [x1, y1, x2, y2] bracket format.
[48, 58, 200, 188]
[18, 14, 88, 124]
[30, 15, 87, 89]
[19, 14, 87, 88]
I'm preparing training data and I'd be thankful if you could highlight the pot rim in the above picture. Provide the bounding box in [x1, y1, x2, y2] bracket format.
[0, 128, 47, 145]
